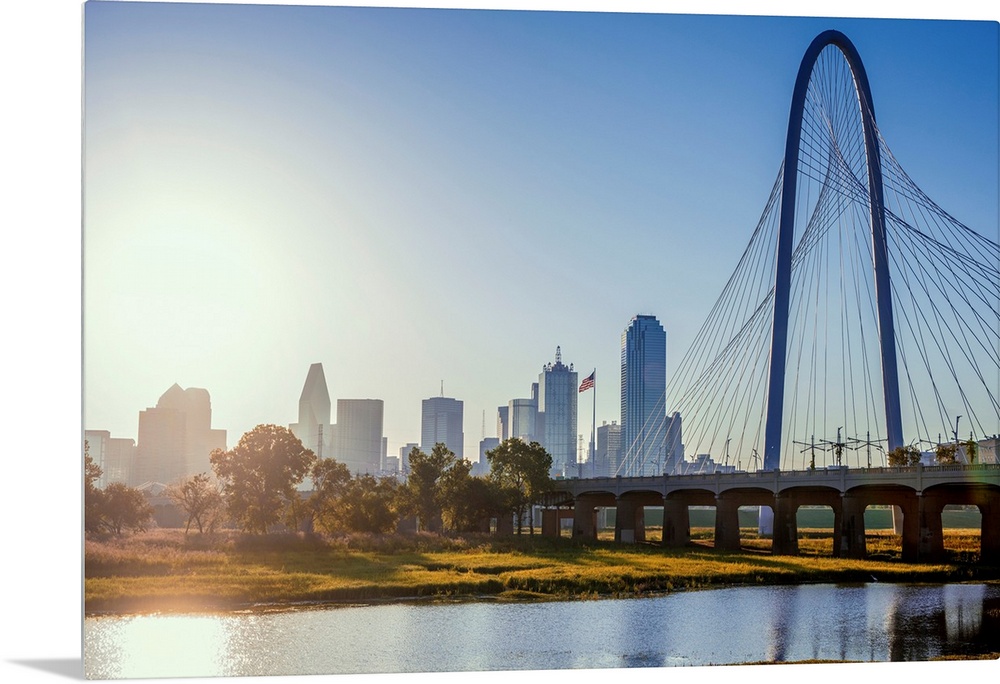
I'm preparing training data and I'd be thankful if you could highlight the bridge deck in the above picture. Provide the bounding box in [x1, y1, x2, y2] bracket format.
[549, 463, 1000, 499]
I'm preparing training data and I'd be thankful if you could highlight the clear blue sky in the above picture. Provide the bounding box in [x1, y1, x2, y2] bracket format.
[3, 2, 999, 682]
[79, 1, 998, 460]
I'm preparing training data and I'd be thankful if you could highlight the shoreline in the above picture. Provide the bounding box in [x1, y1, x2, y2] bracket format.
[86, 577, 1000, 618]
[85, 528, 1000, 617]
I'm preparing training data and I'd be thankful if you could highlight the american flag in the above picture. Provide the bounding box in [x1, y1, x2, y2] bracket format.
[579, 371, 595, 393]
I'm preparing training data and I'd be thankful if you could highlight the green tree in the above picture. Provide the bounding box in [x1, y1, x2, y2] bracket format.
[84, 442, 105, 533]
[99, 482, 154, 535]
[282, 489, 312, 532]
[442, 469, 505, 533]
[338, 474, 400, 534]
[309, 457, 352, 534]
[166, 473, 225, 535]
[887, 444, 921, 467]
[84, 440, 154, 535]
[935, 442, 958, 465]
[962, 438, 979, 464]
[210, 424, 316, 534]
[402, 444, 456, 533]
[486, 438, 553, 535]
[438, 456, 474, 532]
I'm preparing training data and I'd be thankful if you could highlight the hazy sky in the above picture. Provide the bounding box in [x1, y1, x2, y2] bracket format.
[81, 1, 998, 461]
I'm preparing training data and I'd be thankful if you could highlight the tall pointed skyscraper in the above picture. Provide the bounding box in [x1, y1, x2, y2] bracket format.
[289, 363, 332, 460]
[620, 315, 667, 476]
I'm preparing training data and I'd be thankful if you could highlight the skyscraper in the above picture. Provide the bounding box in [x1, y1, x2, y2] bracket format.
[507, 397, 538, 443]
[332, 399, 384, 475]
[84, 429, 136, 487]
[420, 396, 464, 459]
[596, 420, 622, 478]
[399, 442, 419, 472]
[133, 384, 227, 485]
[84, 429, 110, 486]
[496, 405, 509, 442]
[477, 437, 500, 476]
[621, 315, 667, 476]
[289, 363, 332, 460]
[665, 411, 684, 474]
[538, 346, 578, 476]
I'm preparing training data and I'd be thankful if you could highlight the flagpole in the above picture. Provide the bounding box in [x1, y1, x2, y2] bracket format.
[591, 369, 596, 478]
[578, 370, 597, 478]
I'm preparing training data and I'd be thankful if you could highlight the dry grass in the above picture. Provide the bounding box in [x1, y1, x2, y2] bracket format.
[84, 528, 997, 615]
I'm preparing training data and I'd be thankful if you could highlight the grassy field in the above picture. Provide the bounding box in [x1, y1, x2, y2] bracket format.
[85, 528, 998, 615]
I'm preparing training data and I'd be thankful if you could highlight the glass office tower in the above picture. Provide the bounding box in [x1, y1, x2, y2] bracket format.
[620, 315, 667, 476]
[538, 346, 578, 476]
[420, 396, 464, 459]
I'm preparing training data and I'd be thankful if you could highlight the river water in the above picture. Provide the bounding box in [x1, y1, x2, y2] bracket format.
[84, 582, 1000, 679]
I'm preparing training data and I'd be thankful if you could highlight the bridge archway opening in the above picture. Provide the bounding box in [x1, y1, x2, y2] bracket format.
[919, 484, 999, 563]
[661, 502, 759, 550]
[859, 501, 962, 560]
[939, 505, 983, 559]
[732, 506, 775, 551]
[686, 505, 718, 544]
[838, 489, 914, 560]
[609, 506, 673, 541]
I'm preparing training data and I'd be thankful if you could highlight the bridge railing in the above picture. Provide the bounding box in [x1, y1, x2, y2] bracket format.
[556, 462, 1000, 484]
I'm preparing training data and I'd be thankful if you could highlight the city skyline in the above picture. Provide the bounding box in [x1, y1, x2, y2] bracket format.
[86, 340, 641, 471]
[81, 3, 998, 467]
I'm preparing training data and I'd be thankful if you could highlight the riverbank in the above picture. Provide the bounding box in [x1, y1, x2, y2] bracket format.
[85, 528, 999, 615]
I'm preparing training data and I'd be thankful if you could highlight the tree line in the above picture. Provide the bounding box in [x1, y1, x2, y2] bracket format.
[84, 424, 555, 537]
[886, 439, 979, 467]
[84, 442, 154, 535]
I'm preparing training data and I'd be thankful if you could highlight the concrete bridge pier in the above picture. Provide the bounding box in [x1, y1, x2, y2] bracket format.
[899, 495, 921, 562]
[541, 508, 558, 538]
[541, 508, 574, 538]
[981, 496, 1000, 565]
[771, 493, 799, 555]
[661, 497, 691, 548]
[917, 493, 946, 562]
[714, 495, 741, 551]
[840, 493, 867, 559]
[573, 498, 599, 540]
[829, 502, 845, 558]
[615, 497, 645, 543]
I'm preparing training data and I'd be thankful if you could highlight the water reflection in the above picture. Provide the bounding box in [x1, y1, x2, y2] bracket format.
[944, 583, 984, 643]
[84, 583, 1000, 679]
[765, 584, 793, 662]
[86, 614, 236, 678]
